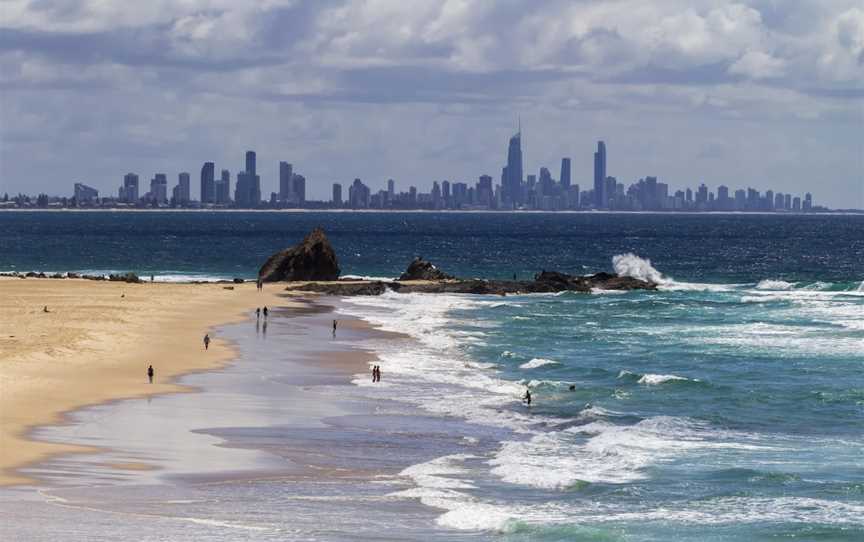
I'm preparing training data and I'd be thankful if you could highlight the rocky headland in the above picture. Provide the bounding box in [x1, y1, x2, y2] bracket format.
[260, 229, 657, 296]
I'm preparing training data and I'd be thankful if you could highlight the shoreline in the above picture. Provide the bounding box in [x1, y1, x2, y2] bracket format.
[0, 278, 287, 485]
[0, 208, 858, 216]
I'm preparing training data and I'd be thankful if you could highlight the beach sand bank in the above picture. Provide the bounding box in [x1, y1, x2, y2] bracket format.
[0, 277, 287, 485]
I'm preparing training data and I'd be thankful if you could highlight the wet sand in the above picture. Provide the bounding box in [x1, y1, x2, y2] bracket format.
[0, 277, 286, 485]
[0, 299, 491, 541]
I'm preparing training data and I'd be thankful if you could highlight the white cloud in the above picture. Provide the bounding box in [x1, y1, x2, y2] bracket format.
[729, 49, 786, 78]
[0, 0, 861, 208]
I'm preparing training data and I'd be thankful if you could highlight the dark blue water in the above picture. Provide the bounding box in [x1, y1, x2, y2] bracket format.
[3, 211, 863, 540]
[2, 211, 862, 282]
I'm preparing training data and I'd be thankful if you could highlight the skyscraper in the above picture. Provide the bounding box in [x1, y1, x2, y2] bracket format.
[291, 174, 306, 205]
[235, 151, 261, 208]
[332, 183, 342, 206]
[200, 162, 215, 204]
[150, 173, 168, 204]
[245, 151, 256, 177]
[173, 172, 190, 203]
[215, 169, 231, 204]
[503, 131, 523, 206]
[560, 158, 571, 189]
[593, 141, 606, 208]
[279, 162, 293, 202]
[120, 173, 139, 203]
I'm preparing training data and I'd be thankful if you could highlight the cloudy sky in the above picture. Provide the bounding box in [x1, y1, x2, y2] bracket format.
[1, 0, 862, 207]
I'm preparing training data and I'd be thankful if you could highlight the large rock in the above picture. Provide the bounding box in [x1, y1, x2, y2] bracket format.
[259, 228, 340, 282]
[398, 257, 454, 281]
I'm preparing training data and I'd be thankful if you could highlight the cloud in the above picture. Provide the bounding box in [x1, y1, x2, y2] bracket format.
[0, 0, 861, 208]
[728, 50, 786, 78]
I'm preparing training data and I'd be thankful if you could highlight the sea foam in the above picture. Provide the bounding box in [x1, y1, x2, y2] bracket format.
[519, 358, 560, 369]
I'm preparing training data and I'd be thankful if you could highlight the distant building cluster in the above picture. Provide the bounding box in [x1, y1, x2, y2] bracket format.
[1, 132, 831, 212]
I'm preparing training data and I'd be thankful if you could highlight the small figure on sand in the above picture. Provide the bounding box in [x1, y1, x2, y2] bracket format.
[203, 333, 211, 350]
[147, 364, 154, 384]
[523, 388, 532, 406]
[43, 305, 50, 313]
[256, 307, 261, 319]
[332, 319, 337, 336]
[263, 306, 269, 318]
[371, 365, 381, 383]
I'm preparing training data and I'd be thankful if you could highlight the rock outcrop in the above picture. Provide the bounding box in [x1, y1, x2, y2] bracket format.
[398, 257, 454, 281]
[294, 270, 656, 296]
[258, 228, 340, 282]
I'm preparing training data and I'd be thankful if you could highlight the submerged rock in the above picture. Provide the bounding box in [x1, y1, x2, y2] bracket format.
[259, 228, 341, 282]
[398, 257, 454, 281]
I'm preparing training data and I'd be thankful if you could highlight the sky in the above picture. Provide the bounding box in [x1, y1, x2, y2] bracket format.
[1, 0, 862, 208]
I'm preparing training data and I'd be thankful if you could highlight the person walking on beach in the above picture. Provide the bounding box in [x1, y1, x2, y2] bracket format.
[256, 307, 261, 319]
[203, 333, 211, 350]
[332, 319, 337, 336]
[371, 365, 377, 383]
[263, 306, 269, 318]
[375, 365, 382, 383]
[147, 364, 154, 384]
[523, 388, 532, 406]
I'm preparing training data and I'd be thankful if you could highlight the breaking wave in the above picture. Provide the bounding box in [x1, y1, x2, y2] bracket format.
[519, 358, 560, 369]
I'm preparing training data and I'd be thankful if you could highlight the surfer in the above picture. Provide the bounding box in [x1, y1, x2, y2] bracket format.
[523, 388, 532, 406]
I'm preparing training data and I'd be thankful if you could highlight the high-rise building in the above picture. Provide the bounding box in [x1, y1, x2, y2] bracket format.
[537, 167, 554, 196]
[784, 194, 792, 210]
[593, 141, 606, 208]
[803, 193, 812, 211]
[173, 172, 190, 204]
[387, 179, 395, 199]
[503, 131, 523, 206]
[279, 162, 293, 202]
[560, 158, 571, 189]
[234, 151, 261, 208]
[348, 178, 370, 208]
[119, 173, 139, 203]
[717, 185, 730, 210]
[792, 196, 801, 211]
[332, 183, 343, 206]
[477, 175, 493, 207]
[245, 151, 256, 177]
[215, 169, 231, 204]
[291, 174, 306, 205]
[74, 183, 99, 202]
[149, 173, 168, 204]
[200, 162, 215, 204]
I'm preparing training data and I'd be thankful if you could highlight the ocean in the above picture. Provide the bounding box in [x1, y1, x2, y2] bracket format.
[2, 211, 863, 540]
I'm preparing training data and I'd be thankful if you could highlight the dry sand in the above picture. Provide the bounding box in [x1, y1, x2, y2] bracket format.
[0, 277, 286, 485]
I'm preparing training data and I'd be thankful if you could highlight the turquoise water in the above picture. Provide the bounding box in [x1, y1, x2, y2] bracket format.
[339, 260, 864, 540]
[1, 211, 862, 539]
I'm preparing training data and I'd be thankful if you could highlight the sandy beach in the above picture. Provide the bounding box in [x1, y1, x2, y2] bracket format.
[0, 277, 286, 485]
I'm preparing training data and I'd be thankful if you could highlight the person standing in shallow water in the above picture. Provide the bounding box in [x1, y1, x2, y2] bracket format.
[203, 333, 211, 350]
[256, 307, 261, 319]
[523, 388, 532, 406]
[147, 364, 154, 384]
[263, 306, 269, 318]
[332, 319, 337, 336]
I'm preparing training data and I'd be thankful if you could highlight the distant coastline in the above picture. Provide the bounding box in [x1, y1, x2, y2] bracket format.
[1, 208, 861, 215]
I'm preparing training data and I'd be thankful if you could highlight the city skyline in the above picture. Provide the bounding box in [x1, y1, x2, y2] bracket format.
[3, 129, 830, 213]
[1, 2, 862, 208]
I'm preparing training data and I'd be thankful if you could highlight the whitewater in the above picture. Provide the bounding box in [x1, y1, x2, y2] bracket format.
[340, 254, 864, 539]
